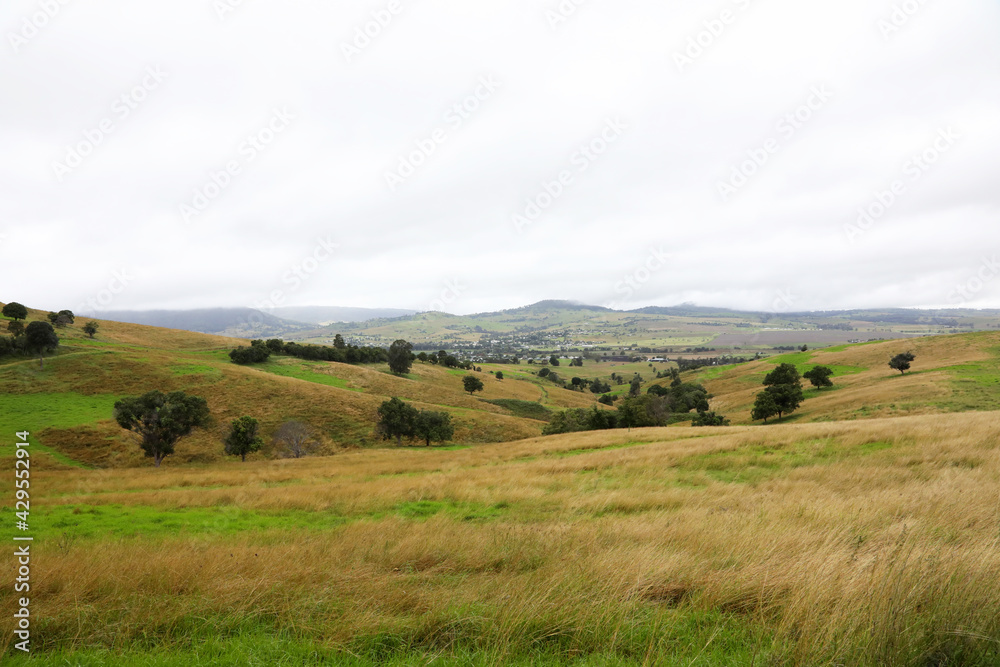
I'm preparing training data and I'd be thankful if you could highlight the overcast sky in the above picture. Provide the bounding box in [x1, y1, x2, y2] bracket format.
[3, 0, 998, 316]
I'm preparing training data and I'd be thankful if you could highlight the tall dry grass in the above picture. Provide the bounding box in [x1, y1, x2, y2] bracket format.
[5, 411, 1000, 664]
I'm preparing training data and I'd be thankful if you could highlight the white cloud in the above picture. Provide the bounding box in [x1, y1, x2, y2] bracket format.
[3, 0, 999, 314]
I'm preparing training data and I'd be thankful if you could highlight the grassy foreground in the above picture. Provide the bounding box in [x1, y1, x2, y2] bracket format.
[4, 411, 1000, 665]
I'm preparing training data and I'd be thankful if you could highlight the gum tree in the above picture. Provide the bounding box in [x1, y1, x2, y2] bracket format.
[113, 390, 210, 467]
[224, 416, 263, 462]
[24, 321, 58, 370]
[2, 302, 27, 321]
[889, 352, 916, 375]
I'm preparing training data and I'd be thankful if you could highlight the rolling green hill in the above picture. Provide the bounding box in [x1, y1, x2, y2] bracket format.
[0, 306, 596, 469]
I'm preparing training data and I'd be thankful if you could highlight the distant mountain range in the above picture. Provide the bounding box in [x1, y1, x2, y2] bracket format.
[81, 301, 1000, 339]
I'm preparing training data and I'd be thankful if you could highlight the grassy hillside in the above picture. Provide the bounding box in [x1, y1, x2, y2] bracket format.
[4, 412, 1000, 664]
[5, 308, 1000, 665]
[692, 332, 1000, 425]
[0, 308, 596, 469]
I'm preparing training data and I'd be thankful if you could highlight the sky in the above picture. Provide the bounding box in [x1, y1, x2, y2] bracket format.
[2, 0, 999, 316]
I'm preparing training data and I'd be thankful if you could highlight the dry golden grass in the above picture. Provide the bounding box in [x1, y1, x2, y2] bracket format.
[703, 332, 1000, 423]
[8, 410, 1000, 664]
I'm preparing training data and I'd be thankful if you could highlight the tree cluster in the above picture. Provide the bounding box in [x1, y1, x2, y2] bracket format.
[229, 338, 391, 366]
[376, 397, 455, 446]
[543, 381, 724, 435]
[229, 340, 272, 364]
[751, 363, 805, 423]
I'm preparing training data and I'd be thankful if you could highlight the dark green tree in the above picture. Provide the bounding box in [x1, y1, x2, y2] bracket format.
[333, 334, 346, 349]
[889, 352, 915, 375]
[229, 344, 270, 364]
[763, 363, 801, 388]
[7, 320, 24, 337]
[377, 397, 418, 445]
[2, 302, 27, 321]
[692, 411, 730, 427]
[58, 310, 75, 324]
[765, 384, 803, 420]
[24, 321, 58, 369]
[224, 416, 263, 462]
[495, 371, 504, 380]
[414, 410, 454, 446]
[549, 355, 560, 366]
[538, 367, 551, 378]
[113, 390, 210, 467]
[82, 321, 99, 338]
[463, 375, 485, 395]
[751, 391, 779, 423]
[803, 365, 834, 388]
[586, 406, 618, 430]
[387, 340, 413, 375]
[598, 394, 617, 406]
[617, 398, 643, 431]
[629, 375, 641, 397]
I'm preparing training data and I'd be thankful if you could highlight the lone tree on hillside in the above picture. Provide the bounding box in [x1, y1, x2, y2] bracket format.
[113, 390, 210, 467]
[414, 410, 455, 446]
[224, 416, 263, 462]
[24, 321, 59, 370]
[463, 375, 484, 395]
[751, 391, 779, 424]
[629, 375, 641, 397]
[803, 365, 834, 388]
[495, 371, 504, 380]
[549, 355, 560, 367]
[889, 352, 916, 375]
[273, 421, 321, 459]
[333, 334, 346, 349]
[83, 321, 99, 338]
[387, 339, 413, 375]
[2, 302, 28, 321]
[764, 363, 802, 388]
[754, 362, 804, 422]
[764, 384, 803, 420]
[377, 397, 418, 445]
